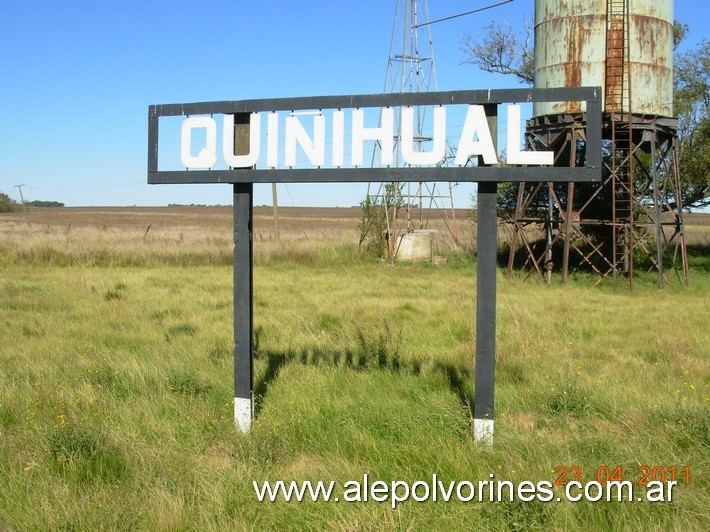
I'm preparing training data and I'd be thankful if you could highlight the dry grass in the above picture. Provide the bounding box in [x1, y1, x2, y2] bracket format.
[1, 206, 707, 270]
[0, 206, 473, 266]
[684, 213, 710, 248]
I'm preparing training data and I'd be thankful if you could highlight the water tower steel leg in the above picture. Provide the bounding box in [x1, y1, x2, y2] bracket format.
[562, 182, 574, 284]
[562, 134, 578, 284]
[506, 182, 525, 278]
[651, 135, 663, 288]
[628, 139, 635, 292]
[233, 183, 254, 433]
[545, 184, 553, 284]
[474, 182, 497, 445]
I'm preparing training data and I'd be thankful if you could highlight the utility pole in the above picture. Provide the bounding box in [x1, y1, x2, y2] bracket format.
[14, 184, 26, 210]
[272, 183, 280, 241]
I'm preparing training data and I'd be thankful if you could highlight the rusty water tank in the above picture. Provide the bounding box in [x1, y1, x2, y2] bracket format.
[533, 0, 674, 118]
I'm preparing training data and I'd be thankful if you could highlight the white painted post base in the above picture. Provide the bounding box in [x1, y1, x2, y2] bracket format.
[234, 397, 253, 433]
[473, 418, 494, 446]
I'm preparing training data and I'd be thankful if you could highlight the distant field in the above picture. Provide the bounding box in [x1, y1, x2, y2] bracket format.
[2, 206, 706, 264]
[0, 205, 365, 244]
[0, 206, 473, 267]
[0, 206, 708, 529]
[1, 204, 470, 232]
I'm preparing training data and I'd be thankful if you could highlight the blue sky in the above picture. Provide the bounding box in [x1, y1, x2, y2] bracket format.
[1, 1, 707, 208]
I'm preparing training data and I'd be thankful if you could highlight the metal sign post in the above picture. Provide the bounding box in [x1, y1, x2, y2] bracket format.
[148, 88, 602, 444]
[474, 182, 498, 444]
[233, 182, 253, 432]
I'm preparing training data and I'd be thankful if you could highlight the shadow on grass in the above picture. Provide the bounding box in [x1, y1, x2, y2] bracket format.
[252, 324, 473, 418]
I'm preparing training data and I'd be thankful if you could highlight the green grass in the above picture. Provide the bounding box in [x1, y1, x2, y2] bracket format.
[0, 257, 708, 529]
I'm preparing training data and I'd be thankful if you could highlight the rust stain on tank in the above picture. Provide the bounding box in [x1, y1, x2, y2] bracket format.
[564, 19, 582, 87]
[604, 11, 626, 113]
[633, 15, 672, 55]
[561, 17, 586, 113]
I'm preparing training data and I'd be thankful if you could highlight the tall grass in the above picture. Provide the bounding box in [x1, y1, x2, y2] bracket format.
[0, 208, 708, 528]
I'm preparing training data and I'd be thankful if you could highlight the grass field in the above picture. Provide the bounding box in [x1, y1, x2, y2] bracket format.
[0, 207, 708, 529]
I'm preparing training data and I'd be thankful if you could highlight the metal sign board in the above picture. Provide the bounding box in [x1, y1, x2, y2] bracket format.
[148, 88, 602, 185]
[148, 87, 602, 445]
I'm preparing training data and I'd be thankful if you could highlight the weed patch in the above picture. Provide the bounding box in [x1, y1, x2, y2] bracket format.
[0, 403, 16, 428]
[86, 365, 133, 399]
[317, 312, 342, 332]
[498, 360, 527, 385]
[167, 323, 197, 337]
[167, 371, 211, 397]
[355, 322, 402, 372]
[47, 425, 126, 482]
[485, 498, 552, 530]
[208, 341, 232, 364]
[103, 281, 127, 301]
[661, 404, 710, 450]
[21, 322, 46, 338]
[544, 379, 597, 418]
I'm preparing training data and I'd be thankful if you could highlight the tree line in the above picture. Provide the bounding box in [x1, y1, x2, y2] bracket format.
[0, 192, 64, 212]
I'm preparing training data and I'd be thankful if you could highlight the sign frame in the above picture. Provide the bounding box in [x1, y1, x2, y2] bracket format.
[148, 87, 603, 445]
[148, 87, 602, 184]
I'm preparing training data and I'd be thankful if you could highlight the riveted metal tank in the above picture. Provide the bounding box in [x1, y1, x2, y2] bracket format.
[533, 0, 674, 118]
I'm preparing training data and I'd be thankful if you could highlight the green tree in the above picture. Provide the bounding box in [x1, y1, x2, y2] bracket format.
[0, 192, 19, 213]
[674, 21, 689, 51]
[27, 200, 65, 208]
[461, 16, 534, 85]
[674, 40, 710, 209]
[358, 182, 405, 258]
